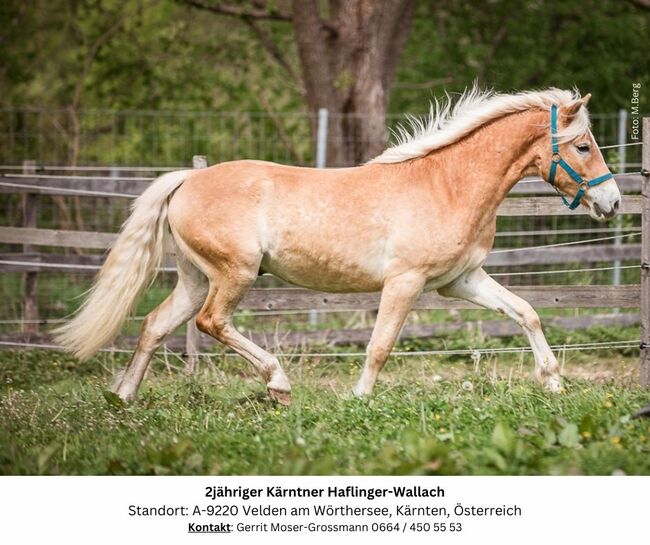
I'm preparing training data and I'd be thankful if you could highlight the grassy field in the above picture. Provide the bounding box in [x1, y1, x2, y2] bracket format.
[1, 333, 649, 476]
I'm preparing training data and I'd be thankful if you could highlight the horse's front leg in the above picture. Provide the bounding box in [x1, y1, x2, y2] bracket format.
[439, 267, 561, 392]
[354, 272, 426, 396]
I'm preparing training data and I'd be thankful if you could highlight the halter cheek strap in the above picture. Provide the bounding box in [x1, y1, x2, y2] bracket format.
[548, 104, 614, 210]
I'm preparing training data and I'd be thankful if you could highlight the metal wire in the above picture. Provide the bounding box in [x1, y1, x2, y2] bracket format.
[0, 180, 136, 199]
[495, 226, 640, 237]
[2, 173, 154, 182]
[491, 232, 641, 254]
[0, 257, 641, 281]
[1, 170, 642, 186]
[0, 307, 358, 324]
[491, 264, 639, 277]
[0, 339, 640, 358]
[0, 165, 179, 172]
[516, 171, 642, 184]
[599, 142, 643, 150]
[0, 259, 175, 272]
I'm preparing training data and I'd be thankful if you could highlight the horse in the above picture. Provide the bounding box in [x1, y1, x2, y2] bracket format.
[54, 86, 621, 405]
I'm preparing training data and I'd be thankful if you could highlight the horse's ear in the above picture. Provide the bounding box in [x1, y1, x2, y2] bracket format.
[565, 93, 591, 118]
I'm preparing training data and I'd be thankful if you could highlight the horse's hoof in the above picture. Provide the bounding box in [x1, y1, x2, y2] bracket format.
[268, 388, 291, 406]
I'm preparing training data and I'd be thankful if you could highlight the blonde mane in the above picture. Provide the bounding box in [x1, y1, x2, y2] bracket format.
[370, 85, 591, 164]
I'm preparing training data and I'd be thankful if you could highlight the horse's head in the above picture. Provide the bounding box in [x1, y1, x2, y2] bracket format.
[538, 94, 621, 222]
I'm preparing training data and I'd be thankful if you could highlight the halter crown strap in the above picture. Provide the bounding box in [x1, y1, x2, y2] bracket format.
[548, 103, 613, 210]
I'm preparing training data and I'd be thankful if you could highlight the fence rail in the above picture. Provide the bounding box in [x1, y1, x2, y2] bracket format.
[0, 172, 644, 196]
[0, 244, 642, 272]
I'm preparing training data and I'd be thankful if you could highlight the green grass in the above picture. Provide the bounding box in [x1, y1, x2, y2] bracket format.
[0, 346, 648, 476]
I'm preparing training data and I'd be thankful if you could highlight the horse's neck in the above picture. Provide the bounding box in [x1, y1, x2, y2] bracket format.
[418, 109, 547, 215]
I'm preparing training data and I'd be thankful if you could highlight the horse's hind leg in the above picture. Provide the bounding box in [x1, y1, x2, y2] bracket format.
[195, 267, 292, 405]
[439, 267, 561, 391]
[112, 257, 208, 402]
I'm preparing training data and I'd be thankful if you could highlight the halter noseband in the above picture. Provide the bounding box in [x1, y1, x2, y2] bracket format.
[548, 104, 613, 210]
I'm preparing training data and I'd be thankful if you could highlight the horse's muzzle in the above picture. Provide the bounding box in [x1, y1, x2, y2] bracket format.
[592, 200, 619, 220]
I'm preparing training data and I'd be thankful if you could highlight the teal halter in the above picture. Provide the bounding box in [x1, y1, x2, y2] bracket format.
[548, 104, 614, 210]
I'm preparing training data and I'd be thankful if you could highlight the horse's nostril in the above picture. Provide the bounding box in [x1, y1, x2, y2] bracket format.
[593, 203, 602, 217]
[613, 199, 620, 211]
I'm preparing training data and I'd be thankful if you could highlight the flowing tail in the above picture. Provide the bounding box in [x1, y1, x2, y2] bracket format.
[54, 169, 192, 360]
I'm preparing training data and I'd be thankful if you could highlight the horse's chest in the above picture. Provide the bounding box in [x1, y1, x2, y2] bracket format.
[421, 243, 490, 289]
[418, 219, 495, 288]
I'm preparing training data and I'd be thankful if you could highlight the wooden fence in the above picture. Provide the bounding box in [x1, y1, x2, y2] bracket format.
[1, 119, 649, 384]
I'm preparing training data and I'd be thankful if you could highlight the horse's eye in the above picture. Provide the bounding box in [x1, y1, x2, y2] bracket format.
[576, 144, 590, 154]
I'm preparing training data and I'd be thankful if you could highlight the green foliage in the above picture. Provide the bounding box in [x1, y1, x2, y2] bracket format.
[1, 0, 646, 166]
[2, 0, 647, 114]
[0, 0, 300, 112]
[393, 0, 650, 114]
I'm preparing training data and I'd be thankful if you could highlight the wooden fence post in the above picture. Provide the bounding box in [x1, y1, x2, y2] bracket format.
[641, 118, 650, 386]
[184, 155, 207, 374]
[22, 160, 39, 335]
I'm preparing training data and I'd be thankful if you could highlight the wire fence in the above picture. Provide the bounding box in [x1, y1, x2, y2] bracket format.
[0, 107, 646, 351]
[0, 108, 644, 168]
[0, 339, 640, 359]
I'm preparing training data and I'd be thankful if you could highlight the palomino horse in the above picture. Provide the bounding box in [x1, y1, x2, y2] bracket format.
[55, 87, 621, 404]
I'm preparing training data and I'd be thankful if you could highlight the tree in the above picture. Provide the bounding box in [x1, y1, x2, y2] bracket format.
[182, 0, 417, 166]
[3, 0, 647, 167]
[391, 0, 649, 114]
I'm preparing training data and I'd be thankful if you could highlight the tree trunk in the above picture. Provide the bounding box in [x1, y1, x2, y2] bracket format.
[182, 0, 416, 166]
[292, 0, 416, 166]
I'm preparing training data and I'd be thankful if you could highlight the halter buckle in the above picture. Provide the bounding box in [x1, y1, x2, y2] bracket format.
[579, 181, 588, 191]
[551, 152, 561, 163]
